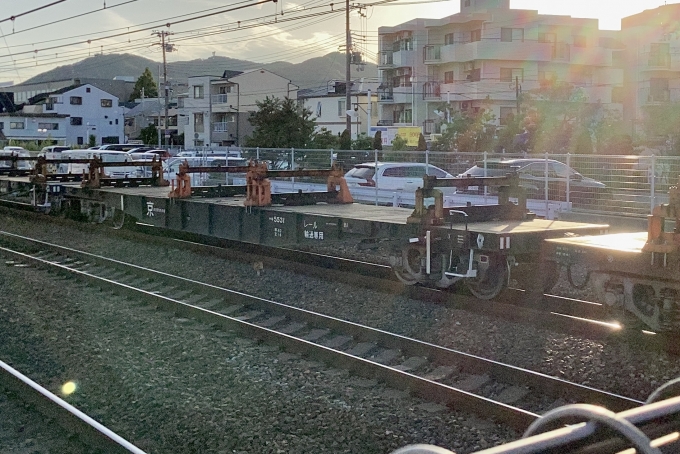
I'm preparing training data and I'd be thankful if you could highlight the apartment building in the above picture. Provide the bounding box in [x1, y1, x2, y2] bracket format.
[179, 69, 298, 147]
[620, 3, 680, 133]
[0, 84, 124, 146]
[377, 0, 625, 135]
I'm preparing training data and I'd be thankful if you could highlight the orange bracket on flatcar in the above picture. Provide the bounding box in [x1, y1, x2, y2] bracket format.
[168, 160, 192, 198]
[245, 162, 272, 206]
[643, 179, 680, 254]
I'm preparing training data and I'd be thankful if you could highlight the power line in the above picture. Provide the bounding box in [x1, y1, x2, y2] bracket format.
[0, 0, 70, 25]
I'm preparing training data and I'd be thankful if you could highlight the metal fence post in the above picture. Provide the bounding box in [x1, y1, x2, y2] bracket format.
[483, 150, 488, 203]
[330, 148, 335, 168]
[566, 153, 571, 204]
[375, 148, 379, 206]
[425, 149, 430, 174]
[291, 147, 295, 190]
[256, 147, 260, 161]
[651, 154, 656, 213]
[544, 152, 549, 215]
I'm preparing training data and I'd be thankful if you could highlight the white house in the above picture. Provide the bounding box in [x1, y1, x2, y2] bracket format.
[42, 84, 124, 146]
[0, 112, 69, 143]
[298, 79, 380, 140]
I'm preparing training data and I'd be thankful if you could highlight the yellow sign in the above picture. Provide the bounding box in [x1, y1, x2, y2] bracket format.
[396, 127, 422, 147]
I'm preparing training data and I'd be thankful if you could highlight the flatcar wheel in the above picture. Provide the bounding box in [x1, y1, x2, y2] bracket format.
[466, 256, 508, 300]
[567, 264, 590, 289]
[111, 209, 126, 230]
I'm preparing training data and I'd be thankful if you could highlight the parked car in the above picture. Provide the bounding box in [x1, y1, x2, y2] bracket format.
[457, 158, 607, 203]
[344, 162, 456, 194]
[128, 148, 171, 160]
[0, 146, 32, 170]
[58, 149, 137, 178]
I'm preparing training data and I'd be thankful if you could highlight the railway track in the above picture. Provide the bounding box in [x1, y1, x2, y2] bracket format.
[0, 359, 145, 453]
[0, 232, 643, 432]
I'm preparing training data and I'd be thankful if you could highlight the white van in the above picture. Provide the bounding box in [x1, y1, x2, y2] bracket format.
[0, 147, 32, 170]
[59, 150, 136, 178]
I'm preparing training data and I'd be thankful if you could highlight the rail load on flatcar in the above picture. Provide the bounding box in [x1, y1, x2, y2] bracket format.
[388, 172, 608, 299]
[545, 179, 680, 332]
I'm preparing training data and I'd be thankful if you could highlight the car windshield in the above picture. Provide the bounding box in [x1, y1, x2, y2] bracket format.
[346, 166, 375, 179]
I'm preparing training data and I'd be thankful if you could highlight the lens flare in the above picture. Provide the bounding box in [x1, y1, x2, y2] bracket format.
[61, 381, 77, 396]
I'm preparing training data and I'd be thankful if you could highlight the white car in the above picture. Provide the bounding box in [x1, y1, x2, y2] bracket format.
[344, 162, 456, 194]
[0, 146, 32, 170]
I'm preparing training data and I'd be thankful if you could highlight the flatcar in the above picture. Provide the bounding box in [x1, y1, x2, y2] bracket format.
[545, 181, 680, 332]
[0, 158, 609, 305]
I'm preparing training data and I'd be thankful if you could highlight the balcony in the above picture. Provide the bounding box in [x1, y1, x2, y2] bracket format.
[423, 81, 441, 101]
[642, 53, 676, 72]
[211, 94, 228, 105]
[646, 90, 671, 104]
[378, 51, 394, 69]
[423, 45, 441, 64]
[213, 121, 233, 132]
[378, 86, 394, 103]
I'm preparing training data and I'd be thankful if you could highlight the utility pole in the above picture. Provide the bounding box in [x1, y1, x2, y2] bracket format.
[345, 0, 351, 137]
[153, 30, 174, 146]
[515, 76, 521, 116]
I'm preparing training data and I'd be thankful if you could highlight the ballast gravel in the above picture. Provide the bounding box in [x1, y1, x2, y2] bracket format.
[1, 214, 679, 453]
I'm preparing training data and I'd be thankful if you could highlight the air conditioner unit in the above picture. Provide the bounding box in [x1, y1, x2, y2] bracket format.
[461, 102, 469, 109]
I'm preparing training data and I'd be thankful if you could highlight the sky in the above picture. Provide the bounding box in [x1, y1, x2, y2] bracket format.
[0, 0, 674, 84]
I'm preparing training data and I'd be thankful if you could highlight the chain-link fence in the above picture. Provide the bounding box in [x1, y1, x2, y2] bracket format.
[162, 146, 679, 216]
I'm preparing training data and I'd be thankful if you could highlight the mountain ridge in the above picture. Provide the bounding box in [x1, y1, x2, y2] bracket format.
[22, 52, 378, 92]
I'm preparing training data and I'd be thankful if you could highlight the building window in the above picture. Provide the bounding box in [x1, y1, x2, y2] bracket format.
[444, 33, 455, 45]
[501, 28, 524, 42]
[0, 122, 3, 130]
[70, 96, 82, 105]
[538, 33, 556, 44]
[611, 86, 624, 103]
[86, 87, 91, 93]
[650, 78, 670, 102]
[500, 68, 523, 83]
[470, 29, 481, 42]
[10, 121, 25, 129]
[499, 107, 515, 126]
[77, 137, 84, 145]
[193, 85, 204, 99]
[337, 99, 346, 117]
[38, 123, 59, 130]
[70, 117, 83, 125]
[444, 71, 454, 84]
[467, 68, 481, 82]
[573, 35, 587, 48]
[194, 113, 204, 132]
[101, 99, 113, 108]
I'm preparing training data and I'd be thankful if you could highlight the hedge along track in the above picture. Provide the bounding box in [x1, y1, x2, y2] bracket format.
[0, 231, 643, 432]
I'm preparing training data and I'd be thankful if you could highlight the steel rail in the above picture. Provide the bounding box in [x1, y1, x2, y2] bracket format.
[0, 232, 643, 431]
[0, 359, 146, 453]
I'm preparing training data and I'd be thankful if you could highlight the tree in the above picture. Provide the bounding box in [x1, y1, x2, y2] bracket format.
[130, 68, 158, 101]
[139, 124, 158, 145]
[372, 131, 383, 150]
[309, 128, 338, 149]
[352, 133, 373, 150]
[522, 81, 599, 154]
[391, 134, 408, 151]
[338, 129, 351, 150]
[88, 134, 96, 148]
[431, 108, 496, 152]
[245, 97, 316, 148]
[416, 133, 427, 151]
